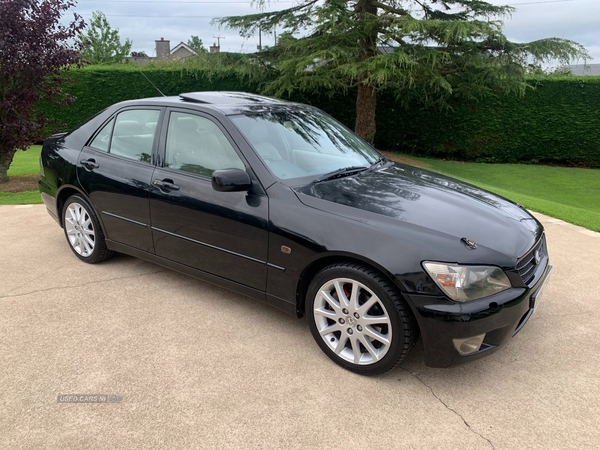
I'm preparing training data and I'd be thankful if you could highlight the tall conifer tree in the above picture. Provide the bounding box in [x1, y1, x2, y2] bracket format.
[216, 0, 588, 143]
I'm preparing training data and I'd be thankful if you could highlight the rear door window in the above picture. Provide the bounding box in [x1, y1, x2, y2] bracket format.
[90, 109, 161, 163]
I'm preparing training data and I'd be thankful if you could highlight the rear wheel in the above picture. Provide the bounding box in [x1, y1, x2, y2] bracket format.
[62, 195, 113, 264]
[306, 263, 415, 375]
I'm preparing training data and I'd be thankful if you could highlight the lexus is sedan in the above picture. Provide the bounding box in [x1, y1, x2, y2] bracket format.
[39, 91, 552, 375]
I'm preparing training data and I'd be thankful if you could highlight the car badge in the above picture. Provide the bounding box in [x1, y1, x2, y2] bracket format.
[461, 237, 477, 250]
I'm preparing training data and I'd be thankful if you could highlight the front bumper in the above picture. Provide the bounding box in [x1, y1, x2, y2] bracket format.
[406, 263, 552, 368]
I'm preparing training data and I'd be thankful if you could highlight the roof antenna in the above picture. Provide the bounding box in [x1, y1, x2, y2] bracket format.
[139, 70, 166, 97]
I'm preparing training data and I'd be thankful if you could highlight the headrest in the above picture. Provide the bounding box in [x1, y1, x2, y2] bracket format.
[174, 117, 199, 136]
[114, 120, 143, 137]
[246, 120, 269, 142]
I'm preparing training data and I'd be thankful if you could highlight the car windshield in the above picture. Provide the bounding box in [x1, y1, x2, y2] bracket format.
[230, 109, 381, 183]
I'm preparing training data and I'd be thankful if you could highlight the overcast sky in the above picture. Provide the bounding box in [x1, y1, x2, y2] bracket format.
[68, 0, 598, 64]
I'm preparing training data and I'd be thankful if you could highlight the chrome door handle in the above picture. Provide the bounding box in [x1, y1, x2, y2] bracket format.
[80, 159, 99, 170]
[153, 179, 180, 191]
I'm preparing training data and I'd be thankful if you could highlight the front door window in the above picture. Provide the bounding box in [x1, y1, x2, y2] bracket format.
[165, 112, 245, 177]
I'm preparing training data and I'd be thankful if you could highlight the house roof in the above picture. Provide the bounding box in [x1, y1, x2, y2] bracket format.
[568, 64, 600, 76]
[170, 42, 198, 56]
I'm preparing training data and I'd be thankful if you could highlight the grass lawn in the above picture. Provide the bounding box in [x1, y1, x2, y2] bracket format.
[0, 191, 43, 205]
[384, 152, 600, 232]
[1, 146, 43, 205]
[7, 145, 42, 176]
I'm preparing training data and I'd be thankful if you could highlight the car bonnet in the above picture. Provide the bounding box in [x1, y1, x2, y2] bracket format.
[293, 162, 542, 262]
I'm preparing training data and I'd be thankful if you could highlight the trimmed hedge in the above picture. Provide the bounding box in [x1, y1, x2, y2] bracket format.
[376, 77, 600, 168]
[40, 65, 260, 131]
[40, 65, 356, 132]
[39, 67, 600, 168]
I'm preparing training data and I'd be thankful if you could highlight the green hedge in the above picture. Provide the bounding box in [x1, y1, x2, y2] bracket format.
[40, 65, 260, 131]
[375, 77, 600, 168]
[39, 67, 600, 168]
[40, 65, 355, 132]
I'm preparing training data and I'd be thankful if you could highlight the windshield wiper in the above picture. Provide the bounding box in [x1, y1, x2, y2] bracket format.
[367, 156, 388, 171]
[313, 166, 369, 183]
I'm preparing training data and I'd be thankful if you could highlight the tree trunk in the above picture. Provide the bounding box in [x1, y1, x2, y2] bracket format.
[354, 0, 378, 145]
[0, 149, 15, 183]
[355, 82, 377, 144]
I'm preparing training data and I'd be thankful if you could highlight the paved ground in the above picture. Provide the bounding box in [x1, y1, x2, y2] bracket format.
[1, 204, 599, 450]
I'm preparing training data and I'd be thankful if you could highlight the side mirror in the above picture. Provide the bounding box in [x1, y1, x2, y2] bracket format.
[211, 168, 252, 192]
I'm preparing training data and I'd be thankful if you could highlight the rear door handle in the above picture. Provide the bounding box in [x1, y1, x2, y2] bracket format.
[80, 159, 99, 170]
[152, 179, 180, 191]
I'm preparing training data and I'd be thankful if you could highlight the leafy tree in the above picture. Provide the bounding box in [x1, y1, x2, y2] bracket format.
[215, 0, 589, 144]
[78, 11, 132, 64]
[187, 36, 208, 54]
[0, 0, 84, 183]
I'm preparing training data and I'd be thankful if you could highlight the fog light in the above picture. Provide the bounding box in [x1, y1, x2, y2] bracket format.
[453, 334, 486, 356]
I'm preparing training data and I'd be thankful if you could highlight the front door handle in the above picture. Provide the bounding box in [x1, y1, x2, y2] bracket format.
[152, 179, 180, 191]
[80, 159, 99, 170]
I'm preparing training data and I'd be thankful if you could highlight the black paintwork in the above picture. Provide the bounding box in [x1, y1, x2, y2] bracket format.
[211, 169, 253, 192]
[39, 93, 550, 368]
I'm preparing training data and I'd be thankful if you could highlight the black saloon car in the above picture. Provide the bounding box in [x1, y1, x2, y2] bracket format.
[39, 92, 552, 375]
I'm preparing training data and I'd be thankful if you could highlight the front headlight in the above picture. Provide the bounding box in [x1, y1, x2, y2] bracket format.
[423, 262, 512, 302]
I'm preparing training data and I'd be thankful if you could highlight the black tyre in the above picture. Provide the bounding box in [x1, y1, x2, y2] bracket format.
[62, 195, 113, 264]
[306, 263, 416, 375]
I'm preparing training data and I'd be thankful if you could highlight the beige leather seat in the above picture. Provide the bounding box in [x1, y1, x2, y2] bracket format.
[111, 120, 150, 160]
[200, 121, 245, 170]
[245, 121, 281, 162]
[169, 116, 244, 174]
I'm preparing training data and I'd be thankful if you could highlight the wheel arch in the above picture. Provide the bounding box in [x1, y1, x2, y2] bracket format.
[295, 252, 409, 318]
[55, 185, 90, 228]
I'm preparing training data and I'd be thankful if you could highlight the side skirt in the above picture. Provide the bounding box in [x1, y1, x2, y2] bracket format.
[106, 239, 296, 316]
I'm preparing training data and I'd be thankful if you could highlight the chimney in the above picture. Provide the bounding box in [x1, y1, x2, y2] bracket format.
[210, 42, 220, 54]
[155, 37, 170, 59]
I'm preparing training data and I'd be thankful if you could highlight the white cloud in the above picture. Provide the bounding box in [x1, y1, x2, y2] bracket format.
[70, 0, 283, 54]
[490, 0, 600, 60]
[68, 0, 599, 60]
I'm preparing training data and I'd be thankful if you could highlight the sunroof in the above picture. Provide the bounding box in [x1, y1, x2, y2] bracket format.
[179, 91, 282, 105]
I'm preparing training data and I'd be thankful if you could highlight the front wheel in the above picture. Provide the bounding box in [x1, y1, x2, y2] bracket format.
[306, 263, 416, 375]
[62, 195, 113, 264]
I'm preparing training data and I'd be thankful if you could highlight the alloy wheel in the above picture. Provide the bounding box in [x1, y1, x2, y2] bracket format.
[64, 202, 96, 257]
[313, 278, 392, 365]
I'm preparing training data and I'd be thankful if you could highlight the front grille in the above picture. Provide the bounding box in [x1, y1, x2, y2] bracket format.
[517, 235, 547, 286]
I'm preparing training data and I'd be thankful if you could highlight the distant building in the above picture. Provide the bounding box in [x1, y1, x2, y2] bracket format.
[127, 37, 200, 65]
[129, 51, 150, 65]
[155, 37, 171, 59]
[155, 37, 198, 60]
[568, 64, 600, 76]
[170, 42, 198, 59]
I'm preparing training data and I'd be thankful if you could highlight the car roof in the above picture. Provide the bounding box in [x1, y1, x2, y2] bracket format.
[118, 91, 299, 115]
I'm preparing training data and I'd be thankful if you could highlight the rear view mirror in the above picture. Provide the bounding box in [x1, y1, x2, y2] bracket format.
[211, 169, 252, 192]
